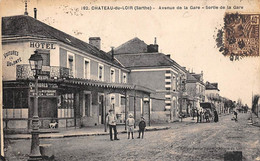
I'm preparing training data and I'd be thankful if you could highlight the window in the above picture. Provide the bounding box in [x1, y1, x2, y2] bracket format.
[3, 89, 28, 109]
[119, 70, 121, 83]
[98, 64, 104, 81]
[84, 59, 90, 79]
[121, 96, 126, 105]
[110, 68, 115, 83]
[67, 53, 75, 77]
[172, 76, 176, 91]
[37, 50, 50, 66]
[59, 93, 74, 118]
[41, 53, 50, 66]
[123, 73, 127, 83]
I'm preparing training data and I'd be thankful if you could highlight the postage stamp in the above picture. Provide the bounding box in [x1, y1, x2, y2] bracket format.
[219, 13, 260, 60]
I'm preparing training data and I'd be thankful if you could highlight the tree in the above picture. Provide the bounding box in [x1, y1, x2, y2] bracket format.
[252, 95, 259, 116]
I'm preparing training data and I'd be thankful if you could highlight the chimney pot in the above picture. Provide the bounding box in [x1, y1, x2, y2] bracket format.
[34, 8, 37, 19]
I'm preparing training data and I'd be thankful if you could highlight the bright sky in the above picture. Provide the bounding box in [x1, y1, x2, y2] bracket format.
[1, 0, 259, 106]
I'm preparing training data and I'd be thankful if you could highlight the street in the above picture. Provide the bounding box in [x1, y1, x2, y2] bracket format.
[4, 113, 260, 161]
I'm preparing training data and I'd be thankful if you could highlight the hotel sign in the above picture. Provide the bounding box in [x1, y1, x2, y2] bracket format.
[29, 41, 56, 49]
[4, 50, 22, 66]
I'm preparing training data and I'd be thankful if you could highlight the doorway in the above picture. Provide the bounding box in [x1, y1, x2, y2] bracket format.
[38, 98, 57, 118]
[99, 95, 104, 124]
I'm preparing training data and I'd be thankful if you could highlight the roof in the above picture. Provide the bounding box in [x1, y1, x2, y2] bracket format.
[113, 37, 148, 54]
[192, 74, 202, 81]
[186, 72, 198, 82]
[115, 53, 177, 68]
[186, 72, 204, 85]
[2, 15, 123, 67]
[112, 37, 186, 72]
[206, 82, 220, 91]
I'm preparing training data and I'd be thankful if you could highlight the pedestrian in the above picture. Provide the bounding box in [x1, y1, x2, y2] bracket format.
[107, 109, 119, 141]
[214, 110, 218, 122]
[234, 111, 238, 121]
[200, 110, 203, 123]
[196, 109, 200, 123]
[126, 113, 135, 139]
[137, 116, 146, 139]
[205, 110, 210, 122]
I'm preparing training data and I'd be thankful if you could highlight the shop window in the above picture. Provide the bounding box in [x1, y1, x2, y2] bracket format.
[3, 90, 13, 108]
[3, 89, 28, 109]
[61, 93, 74, 118]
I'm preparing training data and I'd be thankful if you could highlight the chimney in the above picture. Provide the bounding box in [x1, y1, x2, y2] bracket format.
[154, 37, 157, 44]
[111, 47, 114, 61]
[166, 54, 171, 58]
[89, 37, 101, 50]
[147, 44, 159, 52]
[24, 0, 28, 15]
[34, 8, 37, 19]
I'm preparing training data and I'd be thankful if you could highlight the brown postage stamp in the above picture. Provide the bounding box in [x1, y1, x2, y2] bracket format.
[220, 13, 260, 60]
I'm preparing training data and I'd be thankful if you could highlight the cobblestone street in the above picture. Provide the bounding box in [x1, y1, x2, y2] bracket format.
[5, 113, 260, 161]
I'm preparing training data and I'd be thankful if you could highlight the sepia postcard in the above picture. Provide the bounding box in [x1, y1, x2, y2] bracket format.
[0, 0, 259, 160]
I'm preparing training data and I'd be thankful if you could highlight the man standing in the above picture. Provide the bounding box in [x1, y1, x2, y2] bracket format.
[107, 109, 119, 141]
[234, 111, 238, 121]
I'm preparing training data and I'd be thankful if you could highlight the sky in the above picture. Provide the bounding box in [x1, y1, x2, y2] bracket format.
[0, 0, 259, 106]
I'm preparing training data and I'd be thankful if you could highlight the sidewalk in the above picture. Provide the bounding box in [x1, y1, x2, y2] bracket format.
[4, 124, 171, 140]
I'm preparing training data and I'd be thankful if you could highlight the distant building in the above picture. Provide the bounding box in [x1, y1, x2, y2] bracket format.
[205, 82, 224, 114]
[186, 71, 205, 114]
[113, 37, 187, 122]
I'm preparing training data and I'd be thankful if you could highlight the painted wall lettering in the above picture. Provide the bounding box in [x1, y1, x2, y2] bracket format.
[29, 41, 56, 49]
[4, 50, 22, 66]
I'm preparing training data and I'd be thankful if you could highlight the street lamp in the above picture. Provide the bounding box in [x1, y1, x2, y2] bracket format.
[28, 50, 43, 161]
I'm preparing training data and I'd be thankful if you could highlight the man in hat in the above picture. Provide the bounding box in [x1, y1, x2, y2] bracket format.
[107, 109, 119, 141]
[137, 116, 146, 139]
[126, 113, 135, 139]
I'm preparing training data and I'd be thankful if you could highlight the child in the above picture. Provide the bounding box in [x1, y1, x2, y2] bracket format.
[126, 113, 135, 139]
[137, 116, 146, 139]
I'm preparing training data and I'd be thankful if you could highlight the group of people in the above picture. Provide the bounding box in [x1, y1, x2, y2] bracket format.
[106, 109, 146, 141]
[196, 109, 219, 123]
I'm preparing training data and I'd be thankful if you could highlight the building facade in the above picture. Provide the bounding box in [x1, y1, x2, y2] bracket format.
[2, 15, 151, 131]
[114, 38, 187, 123]
[186, 71, 205, 116]
[205, 82, 224, 114]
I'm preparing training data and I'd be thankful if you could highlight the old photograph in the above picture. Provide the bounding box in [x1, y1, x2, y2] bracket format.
[0, 0, 259, 160]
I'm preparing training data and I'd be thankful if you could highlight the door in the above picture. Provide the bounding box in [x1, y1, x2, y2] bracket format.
[85, 94, 91, 117]
[38, 98, 57, 118]
[99, 95, 104, 124]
